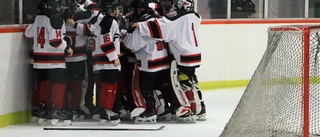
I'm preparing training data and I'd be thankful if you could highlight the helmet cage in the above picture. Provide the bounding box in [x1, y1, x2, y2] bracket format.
[173, 0, 193, 10]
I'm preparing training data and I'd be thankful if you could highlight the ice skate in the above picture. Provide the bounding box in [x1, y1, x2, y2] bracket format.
[119, 109, 131, 121]
[175, 111, 197, 123]
[99, 109, 120, 126]
[72, 108, 85, 121]
[49, 108, 72, 126]
[31, 103, 47, 123]
[91, 108, 101, 121]
[38, 112, 52, 125]
[157, 108, 176, 121]
[134, 108, 157, 124]
[157, 112, 172, 121]
[197, 101, 206, 121]
[31, 108, 40, 123]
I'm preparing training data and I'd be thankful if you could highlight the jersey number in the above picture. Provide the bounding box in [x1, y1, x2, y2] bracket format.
[37, 27, 45, 48]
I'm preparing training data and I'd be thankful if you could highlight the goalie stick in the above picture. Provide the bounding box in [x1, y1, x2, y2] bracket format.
[130, 63, 146, 118]
[43, 125, 165, 131]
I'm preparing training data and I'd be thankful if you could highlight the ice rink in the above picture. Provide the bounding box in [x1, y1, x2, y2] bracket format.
[0, 87, 245, 137]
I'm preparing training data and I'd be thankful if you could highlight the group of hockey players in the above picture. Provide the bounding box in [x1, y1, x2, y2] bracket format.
[24, 0, 206, 126]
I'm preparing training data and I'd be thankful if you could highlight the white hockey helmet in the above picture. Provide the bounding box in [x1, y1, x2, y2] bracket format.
[173, 0, 194, 10]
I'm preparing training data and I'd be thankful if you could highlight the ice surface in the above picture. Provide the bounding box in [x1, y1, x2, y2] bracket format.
[0, 87, 245, 137]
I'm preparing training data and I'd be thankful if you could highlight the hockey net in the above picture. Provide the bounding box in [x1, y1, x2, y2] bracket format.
[220, 25, 320, 137]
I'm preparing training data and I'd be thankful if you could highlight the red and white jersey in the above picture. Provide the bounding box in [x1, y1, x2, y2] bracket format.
[65, 25, 87, 62]
[138, 10, 202, 67]
[65, 0, 100, 62]
[90, 14, 121, 72]
[25, 15, 68, 69]
[122, 29, 170, 72]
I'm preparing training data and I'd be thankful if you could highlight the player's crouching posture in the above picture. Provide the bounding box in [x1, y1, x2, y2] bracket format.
[25, 0, 74, 126]
[130, 0, 206, 122]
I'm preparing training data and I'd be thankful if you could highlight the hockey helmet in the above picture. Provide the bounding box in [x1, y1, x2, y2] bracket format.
[38, 0, 68, 14]
[100, 0, 119, 13]
[173, 0, 194, 10]
[137, 0, 149, 8]
[76, 0, 86, 4]
[148, 1, 164, 16]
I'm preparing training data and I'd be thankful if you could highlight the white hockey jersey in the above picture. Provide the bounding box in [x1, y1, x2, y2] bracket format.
[122, 28, 170, 72]
[90, 14, 121, 72]
[138, 10, 202, 67]
[65, 0, 99, 62]
[25, 14, 68, 69]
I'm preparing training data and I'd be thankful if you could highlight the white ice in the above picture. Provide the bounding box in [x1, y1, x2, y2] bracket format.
[0, 87, 245, 137]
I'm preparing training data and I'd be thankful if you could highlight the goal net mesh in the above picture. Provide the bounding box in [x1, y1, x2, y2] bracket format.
[220, 25, 320, 137]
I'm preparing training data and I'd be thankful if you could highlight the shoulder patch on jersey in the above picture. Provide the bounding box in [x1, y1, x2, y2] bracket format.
[99, 16, 114, 34]
[49, 15, 64, 29]
[165, 10, 199, 21]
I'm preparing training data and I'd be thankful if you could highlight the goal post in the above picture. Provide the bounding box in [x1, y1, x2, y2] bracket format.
[220, 25, 320, 137]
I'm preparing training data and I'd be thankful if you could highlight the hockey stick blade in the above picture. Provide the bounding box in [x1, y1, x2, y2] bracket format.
[43, 125, 165, 131]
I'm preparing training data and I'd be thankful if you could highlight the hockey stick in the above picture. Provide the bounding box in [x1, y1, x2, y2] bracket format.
[43, 125, 165, 131]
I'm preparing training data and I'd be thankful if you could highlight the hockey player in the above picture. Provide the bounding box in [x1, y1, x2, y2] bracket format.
[130, 0, 206, 122]
[122, 0, 170, 124]
[24, 0, 73, 126]
[62, 0, 100, 121]
[88, 0, 121, 125]
[95, 0, 121, 125]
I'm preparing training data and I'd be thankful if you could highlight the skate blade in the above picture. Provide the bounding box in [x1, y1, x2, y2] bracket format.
[38, 118, 52, 125]
[197, 113, 206, 121]
[175, 115, 197, 123]
[134, 115, 157, 124]
[72, 115, 85, 121]
[99, 119, 120, 126]
[51, 119, 72, 126]
[157, 113, 172, 121]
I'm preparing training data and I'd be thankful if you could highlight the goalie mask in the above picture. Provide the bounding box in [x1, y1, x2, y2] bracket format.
[173, 0, 194, 11]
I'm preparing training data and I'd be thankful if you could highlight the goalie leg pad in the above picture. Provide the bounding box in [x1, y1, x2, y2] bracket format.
[185, 90, 196, 114]
[170, 60, 190, 106]
[178, 72, 193, 91]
